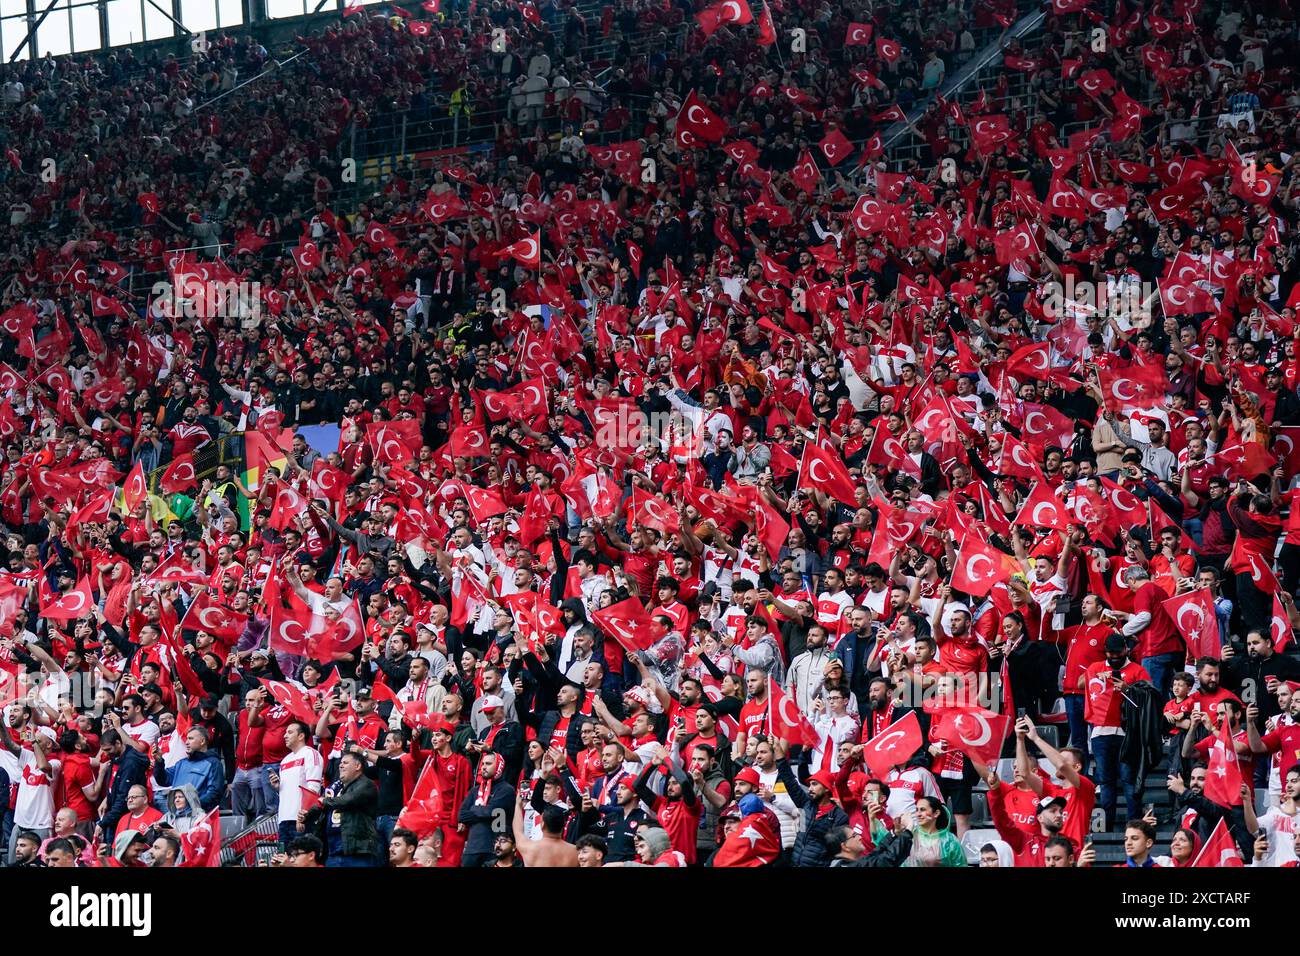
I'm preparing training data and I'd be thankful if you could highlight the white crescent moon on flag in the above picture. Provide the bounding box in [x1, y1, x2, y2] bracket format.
[966, 554, 994, 581]
[1031, 502, 1058, 526]
[956, 713, 992, 748]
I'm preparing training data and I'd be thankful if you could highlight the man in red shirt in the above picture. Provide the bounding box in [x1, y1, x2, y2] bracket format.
[55, 730, 98, 835]
[982, 757, 1072, 867]
[633, 745, 702, 865]
[1081, 633, 1150, 830]
[1018, 717, 1097, 851]
[1113, 565, 1183, 701]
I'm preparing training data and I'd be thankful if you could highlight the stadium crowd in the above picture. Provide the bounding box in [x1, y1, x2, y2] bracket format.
[0, 0, 1299, 869]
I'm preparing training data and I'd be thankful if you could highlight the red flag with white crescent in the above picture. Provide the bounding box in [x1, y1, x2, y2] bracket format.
[861, 710, 923, 776]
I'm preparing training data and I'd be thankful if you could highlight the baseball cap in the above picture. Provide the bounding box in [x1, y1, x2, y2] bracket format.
[1036, 795, 1067, 814]
[734, 767, 761, 787]
[480, 694, 505, 711]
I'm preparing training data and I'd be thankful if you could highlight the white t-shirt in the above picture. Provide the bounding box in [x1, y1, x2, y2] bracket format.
[15, 749, 60, 830]
[276, 746, 324, 824]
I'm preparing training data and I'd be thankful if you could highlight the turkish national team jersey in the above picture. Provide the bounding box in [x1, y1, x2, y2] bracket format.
[276, 746, 324, 823]
[739, 699, 768, 740]
[15, 750, 59, 829]
[883, 766, 940, 819]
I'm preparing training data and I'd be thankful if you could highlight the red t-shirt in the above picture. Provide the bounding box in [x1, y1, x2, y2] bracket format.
[1133, 581, 1183, 658]
[1259, 724, 1300, 781]
[58, 752, 96, 822]
[1063, 622, 1109, 695]
[739, 699, 768, 740]
[1043, 774, 1097, 850]
[259, 705, 293, 764]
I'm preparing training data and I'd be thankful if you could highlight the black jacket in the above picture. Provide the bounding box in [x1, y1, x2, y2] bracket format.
[304, 773, 379, 859]
[477, 720, 525, 783]
[778, 762, 851, 867]
[1119, 680, 1166, 781]
[98, 747, 151, 835]
[457, 781, 516, 857]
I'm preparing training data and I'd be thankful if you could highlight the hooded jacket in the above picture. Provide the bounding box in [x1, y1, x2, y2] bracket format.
[154, 748, 225, 811]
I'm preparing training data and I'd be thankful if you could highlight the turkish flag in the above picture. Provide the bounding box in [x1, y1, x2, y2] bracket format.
[951, 536, 1020, 598]
[160, 454, 195, 494]
[309, 459, 350, 503]
[184, 592, 251, 642]
[91, 291, 129, 319]
[1161, 588, 1220, 659]
[259, 678, 319, 723]
[861, 710, 923, 776]
[463, 485, 508, 524]
[267, 480, 306, 531]
[593, 597, 667, 654]
[844, 21, 873, 45]
[1149, 180, 1206, 222]
[307, 600, 366, 661]
[137, 192, 160, 214]
[798, 441, 859, 507]
[712, 810, 782, 867]
[178, 806, 222, 867]
[626, 240, 643, 278]
[1271, 594, 1293, 653]
[695, 0, 751, 37]
[1006, 341, 1052, 380]
[149, 552, 211, 588]
[675, 90, 729, 148]
[629, 486, 681, 536]
[1203, 718, 1245, 807]
[0, 400, 23, 440]
[1192, 817, 1244, 867]
[449, 423, 490, 459]
[819, 128, 854, 166]
[1217, 441, 1277, 482]
[791, 149, 820, 194]
[291, 240, 321, 271]
[755, 0, 775, 45]
[121, 460, 148, 514]
[930, 706, 1011, 764]
[421, 191, 467, 223]
[767, 678, 819, 747]
[1013, 481, 1069, 531]
[502, 232, 541, 268]
[995, 434, 1044, 482]
[364, 221, 399, 250]
[876, 36, 901, 62]
[397, 765, 445, 839]
[754, 499, 790, 560]
[1098, 363, 1169, 409]
[40, 576, 95, 622]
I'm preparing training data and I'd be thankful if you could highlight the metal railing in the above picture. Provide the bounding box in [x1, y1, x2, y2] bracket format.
[219, 811, 281, 866]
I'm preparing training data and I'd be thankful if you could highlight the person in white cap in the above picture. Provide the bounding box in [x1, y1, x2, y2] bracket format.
[467, 694, 524, 783]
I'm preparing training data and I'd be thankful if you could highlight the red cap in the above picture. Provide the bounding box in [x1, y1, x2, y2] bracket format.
[734, 767, 761, 787]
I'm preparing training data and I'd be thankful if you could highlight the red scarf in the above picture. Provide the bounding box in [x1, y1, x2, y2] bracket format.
[474, 754, 504, 805]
